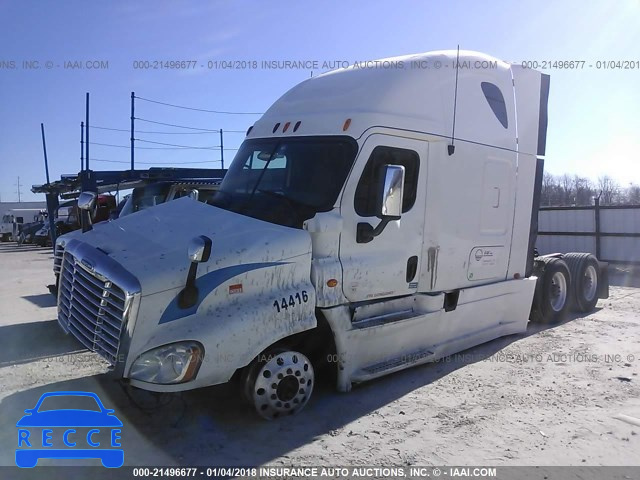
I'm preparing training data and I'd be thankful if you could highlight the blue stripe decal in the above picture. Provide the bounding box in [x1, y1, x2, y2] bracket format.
[158, 262, 287, 324]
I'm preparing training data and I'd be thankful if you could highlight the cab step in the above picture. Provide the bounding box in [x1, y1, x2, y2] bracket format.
[351, 347, 435, 383]
[351, 308, 421, 329]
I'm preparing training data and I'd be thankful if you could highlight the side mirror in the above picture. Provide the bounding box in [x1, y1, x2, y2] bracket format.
[187, 189, 200, 201]
[77, 191, 98, 211]
[357, 164, 405, 243]
[77, 191, 97, 233]
[188, 235, 212, 263]
[378, 165, 405, 219]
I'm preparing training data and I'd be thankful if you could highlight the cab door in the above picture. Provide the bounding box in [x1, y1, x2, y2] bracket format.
[339, 135, 427, 303]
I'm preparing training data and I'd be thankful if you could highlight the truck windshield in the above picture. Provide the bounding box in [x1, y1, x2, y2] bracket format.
[119, 183, 172, 217]
[211, 136, 358, 228]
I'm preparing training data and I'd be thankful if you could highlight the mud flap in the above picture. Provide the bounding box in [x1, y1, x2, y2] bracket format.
[598, 261, 609, 299]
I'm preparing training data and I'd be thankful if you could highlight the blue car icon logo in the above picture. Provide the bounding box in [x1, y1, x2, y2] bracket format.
[16, 391, 123, 468]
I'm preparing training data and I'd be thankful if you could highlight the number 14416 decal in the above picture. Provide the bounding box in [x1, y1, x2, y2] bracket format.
[273, 291, 309, 313]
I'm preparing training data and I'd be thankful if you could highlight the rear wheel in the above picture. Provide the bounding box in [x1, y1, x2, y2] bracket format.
[531, 257, 571, 324]
[242, 348, 314, 420]
[564, 253, 600, 312]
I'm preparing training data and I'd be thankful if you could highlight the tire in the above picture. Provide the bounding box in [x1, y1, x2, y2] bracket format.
[17, 233, 25, 245]
[242, 348, 314, 420]
[531, 257, 572, 324]
[564, 253, 600, 312]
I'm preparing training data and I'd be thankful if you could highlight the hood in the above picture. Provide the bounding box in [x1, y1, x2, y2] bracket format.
[70, 197, 312, 295]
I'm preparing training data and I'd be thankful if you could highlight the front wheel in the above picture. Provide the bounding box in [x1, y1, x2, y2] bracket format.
[531, 257, 572, 324]
[242, 348, 314, 420]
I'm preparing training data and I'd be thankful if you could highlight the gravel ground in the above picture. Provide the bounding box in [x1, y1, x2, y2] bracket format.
[0, 243, 638, 470]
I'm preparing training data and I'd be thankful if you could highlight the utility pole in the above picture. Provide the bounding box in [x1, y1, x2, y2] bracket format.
[81, 121, 84, 171]
[85, 92, 90, 171]
[16, 176, 23, 202]
[131, 92, 135, 170]
[219, 129, 224, 169]
[41, 123, 51, 184]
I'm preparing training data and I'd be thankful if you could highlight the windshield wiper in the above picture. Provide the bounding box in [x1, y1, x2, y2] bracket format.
[247, 142, 282, 203]
[256, 189, 315, 211]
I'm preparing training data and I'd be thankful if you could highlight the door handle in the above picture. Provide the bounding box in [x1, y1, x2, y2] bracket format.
[406, 256, 418, 282]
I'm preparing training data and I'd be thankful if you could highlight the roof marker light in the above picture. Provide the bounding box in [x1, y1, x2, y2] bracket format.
[293, 121, 301, 132]
[343, 118, 352, 131]
[272, 123, 280, 134]
[283, 121, 291, 133]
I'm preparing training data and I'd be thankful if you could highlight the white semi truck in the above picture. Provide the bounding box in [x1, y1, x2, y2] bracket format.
[0, 208, 47, 242]
[54, 51, 607, 419]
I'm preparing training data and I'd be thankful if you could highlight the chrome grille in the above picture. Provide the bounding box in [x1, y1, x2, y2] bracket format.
[58, 252, 127, 364]
[53, 244, 65, 275]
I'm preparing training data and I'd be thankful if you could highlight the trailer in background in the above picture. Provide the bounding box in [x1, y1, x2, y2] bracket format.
[0, 208, 47, 242]
[32, 167, 227, 247]
[32, 168, 226, 295]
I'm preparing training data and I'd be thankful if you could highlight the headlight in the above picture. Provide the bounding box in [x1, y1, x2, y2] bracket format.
[129, 342, 203, 384]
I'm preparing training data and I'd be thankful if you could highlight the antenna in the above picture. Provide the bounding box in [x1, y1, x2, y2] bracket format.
[448, 45, 460, 156]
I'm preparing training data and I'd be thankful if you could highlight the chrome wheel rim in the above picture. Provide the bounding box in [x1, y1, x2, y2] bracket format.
[251, 351, 313, 419]
[550, 271, 567, 312]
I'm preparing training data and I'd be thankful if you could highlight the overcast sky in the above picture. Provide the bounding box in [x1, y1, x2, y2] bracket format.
[1, 0, 639, 201]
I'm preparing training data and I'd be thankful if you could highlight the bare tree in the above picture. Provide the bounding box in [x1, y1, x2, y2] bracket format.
[573, 175, 595, 206]
[541, 171, 556, 206]
[625, 183, 640, 205]
[538, 172, 635, 206]
[597, 175, 619, 205]
[559, 174, 573, 205]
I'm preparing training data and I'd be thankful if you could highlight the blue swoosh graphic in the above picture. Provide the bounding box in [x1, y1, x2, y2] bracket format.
[158, 262, 287, 324]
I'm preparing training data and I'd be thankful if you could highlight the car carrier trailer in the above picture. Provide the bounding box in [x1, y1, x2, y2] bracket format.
[52, 50, 608, 419]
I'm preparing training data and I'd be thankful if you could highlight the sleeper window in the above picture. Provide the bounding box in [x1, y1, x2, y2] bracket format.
[481, 82, 508, 129]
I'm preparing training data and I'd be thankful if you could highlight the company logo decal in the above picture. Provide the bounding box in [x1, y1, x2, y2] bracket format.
[15, 391, 123, 468]
[159, 262, 288, 324]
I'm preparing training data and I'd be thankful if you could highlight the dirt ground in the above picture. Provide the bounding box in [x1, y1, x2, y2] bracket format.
[0, 243, 638, 470]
